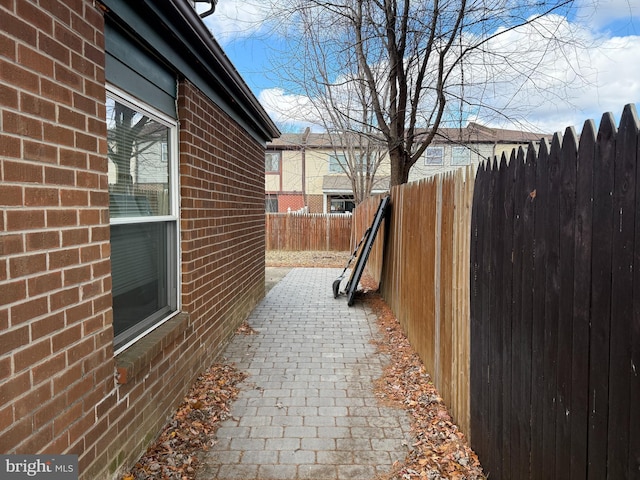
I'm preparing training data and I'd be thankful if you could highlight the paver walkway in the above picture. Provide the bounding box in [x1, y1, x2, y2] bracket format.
[198, 268, 413, 480]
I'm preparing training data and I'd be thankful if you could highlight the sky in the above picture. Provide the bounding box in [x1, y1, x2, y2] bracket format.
[200, 0, 640, 135]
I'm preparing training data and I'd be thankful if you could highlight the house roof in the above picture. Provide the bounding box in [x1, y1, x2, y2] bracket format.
[268, 123, 549, 149]
[269, 131, 350, 149]
[101, 0, 280, 143]
[430, 122, 550, 144]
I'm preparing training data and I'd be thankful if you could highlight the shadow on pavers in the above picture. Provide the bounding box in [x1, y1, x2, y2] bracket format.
[265, 267, 292, 295]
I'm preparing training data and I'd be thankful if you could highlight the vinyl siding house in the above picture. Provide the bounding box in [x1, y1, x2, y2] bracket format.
[266, 131, 390, 213]
[265, 124, 547, 212]
[0, 0, 279, 478]
[409, 122, 549, 181]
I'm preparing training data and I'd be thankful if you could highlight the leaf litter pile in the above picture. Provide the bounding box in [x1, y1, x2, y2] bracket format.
[364, 287, 485, 480]
[122, 322, 255, 480]
[124, 258, 484, 479]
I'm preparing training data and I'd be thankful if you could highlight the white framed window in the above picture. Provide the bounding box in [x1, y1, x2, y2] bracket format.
[425, 146, 444, 165]
[452, 146, 471, 165]
[328, 153, 347, 173]
[106, 86, 180, 353]
[265, 151, 280, 173]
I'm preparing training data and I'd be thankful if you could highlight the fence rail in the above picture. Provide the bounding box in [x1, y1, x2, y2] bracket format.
[470, 104, 640, 479]
[266, 213, 352, 251]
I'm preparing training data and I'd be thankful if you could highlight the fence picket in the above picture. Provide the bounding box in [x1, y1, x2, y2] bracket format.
[531, 138, 550, 480]
[470, 162, 486, 450]
[630, 108, 640, 478]
[570, 119, 596, 480]
[518, 144, 537, 479]
[588, 112, 616, 480]
[607, 104, 639, 478]
[509, 148, 525, 480]
[555, 126, 578, 478]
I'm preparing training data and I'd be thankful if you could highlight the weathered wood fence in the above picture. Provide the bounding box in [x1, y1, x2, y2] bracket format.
[352, 104, 640, 479]
[352, 167, 475, 436]
[470, 105, 640, 479]
[265, 213, 351, 251]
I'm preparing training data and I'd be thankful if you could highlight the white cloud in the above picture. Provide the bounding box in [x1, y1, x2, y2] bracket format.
[484, 32, 640, 132]
[575, 0, 640, 30]
[207, 3, 640, 136]
[441, 14, 640, 133]
[258, 88, 326, 133]
[199, 0, 272, 45]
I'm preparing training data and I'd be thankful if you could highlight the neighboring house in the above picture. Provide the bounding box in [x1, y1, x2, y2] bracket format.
[266, 123, 547, 212]
[266, 131, 390, 213]
[409, 122, 550, 182]
[1, 1, 279, 479]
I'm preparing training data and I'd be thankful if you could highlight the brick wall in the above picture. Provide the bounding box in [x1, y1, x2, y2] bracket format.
[0, 0, 112, 471]
[1, 3, 267, 479]
[277, 193, 305, 212]
[307, 194, 324, 213]
[179, 79, 265, 352]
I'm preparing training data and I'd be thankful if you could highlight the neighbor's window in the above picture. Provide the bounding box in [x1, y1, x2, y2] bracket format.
[265, 195, 278, 213]
[265, 151, 280, 173]
[107, 86, 179, 352]
[328, 153, 348, 173]
[424, 146, 444, 165]
[452, 146, 471, 165]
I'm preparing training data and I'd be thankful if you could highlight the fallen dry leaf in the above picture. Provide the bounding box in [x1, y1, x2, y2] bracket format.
[122, 363, 247, 480]
[361, 274, 485, 480]
[235, 321, 258, 335]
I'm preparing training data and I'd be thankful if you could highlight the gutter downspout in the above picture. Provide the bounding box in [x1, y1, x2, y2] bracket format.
[196, 0, 217, 18]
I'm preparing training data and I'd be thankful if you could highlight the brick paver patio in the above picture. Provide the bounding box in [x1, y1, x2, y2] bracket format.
[197, 268, 413, 480]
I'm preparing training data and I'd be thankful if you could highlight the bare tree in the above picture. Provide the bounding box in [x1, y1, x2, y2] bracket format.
[269, 0, 580, 186]
[285, 4, 389, 203]
[107, 102, 167, 193]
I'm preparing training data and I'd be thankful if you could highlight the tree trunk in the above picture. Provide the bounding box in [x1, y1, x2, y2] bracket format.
[389, 147, 411, 187]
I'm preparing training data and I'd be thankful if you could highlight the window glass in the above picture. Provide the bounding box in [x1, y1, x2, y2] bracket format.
[265, 152, 280, 173]
[452, 146, 471, 165]
[107, 89, 178, 352]
[265, 195, 278, 213]
[330, 196, 355, 213]
[107, 98, 170, 217]
[329, 153, 347, 173]
[111, 222, 175, 340]
[425, 146, 444, 165]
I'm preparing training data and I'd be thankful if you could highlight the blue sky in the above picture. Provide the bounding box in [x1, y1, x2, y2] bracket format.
[201, 0, 640, 134]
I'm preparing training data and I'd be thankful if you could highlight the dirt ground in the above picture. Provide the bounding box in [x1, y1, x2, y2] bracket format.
[265, 249, 352, 268]
[265, 250, 352, 294]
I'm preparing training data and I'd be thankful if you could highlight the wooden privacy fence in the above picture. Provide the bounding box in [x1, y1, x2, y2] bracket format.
[352, 167, 475, 436]
[265, 213, 351, 251]
[470, 104, 640, 479]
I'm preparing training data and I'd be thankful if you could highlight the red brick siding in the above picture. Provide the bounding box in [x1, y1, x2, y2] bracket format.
[179, 79, 265, 352]
[2, 4, 267, 478]
[277, 193, 305, 213]
[0, 0, 112, 475]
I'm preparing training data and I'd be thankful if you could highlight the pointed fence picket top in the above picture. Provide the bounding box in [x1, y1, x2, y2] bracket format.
[470, 105, 640, 479]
